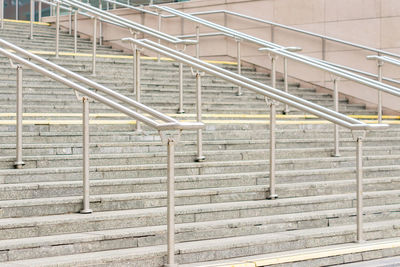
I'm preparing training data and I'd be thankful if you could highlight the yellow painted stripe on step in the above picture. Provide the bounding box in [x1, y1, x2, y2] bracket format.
[1, 113, 399, 120]
[3, 19, 50, 26]
[207, 239, 400, 267]
[253, 239, 400, 266]
[349, 115, 400, 119]
[0, 120, 137, 125]
[6, 49, 237, 65]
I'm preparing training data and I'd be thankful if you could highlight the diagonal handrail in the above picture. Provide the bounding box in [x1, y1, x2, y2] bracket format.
[0, 39, 203, 249]
[123, 38, 388, 262]
[151, 5, 400, 140]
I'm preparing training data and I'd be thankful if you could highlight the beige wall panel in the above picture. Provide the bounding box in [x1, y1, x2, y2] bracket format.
[381, 0, 400, 17]
[324, 19, 380, 49]
[273, 0, 325, 25]
[325, 0, 380, 22]
[380, 17, 400, 48]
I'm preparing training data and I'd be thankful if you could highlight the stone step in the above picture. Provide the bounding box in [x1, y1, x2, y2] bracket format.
[0, 204, 399, 262]
[1, 166, 399, 201]
[0, 136, 398, 157]
[1, 217, 400, 265]
[0, 147, 399, 169]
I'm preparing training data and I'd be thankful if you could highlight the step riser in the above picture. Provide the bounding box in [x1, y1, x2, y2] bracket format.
[1, 219, 400, 263]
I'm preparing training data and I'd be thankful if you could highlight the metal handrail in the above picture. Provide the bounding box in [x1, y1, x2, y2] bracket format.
[123, 38, 387, 262]
[63, 0, 194, 45]
[105, 0, 159, 15]
[171, 9, 400, 60]
[0, 38, 179, 125]
[125, 38, 385, 131]
[0, 35, 202, 227]
[151, 5, 400, 131]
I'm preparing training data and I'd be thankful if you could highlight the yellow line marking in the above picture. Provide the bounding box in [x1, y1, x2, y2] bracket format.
[7, 49, 237, 65]
[3, 19, 50, 26]
[207, 239, 400, 267]
[0, 113, 399, 121]
[0, 119, 398, 125]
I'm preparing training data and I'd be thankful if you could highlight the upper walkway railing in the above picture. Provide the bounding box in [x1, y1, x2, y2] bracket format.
[149, 5, 400, 123]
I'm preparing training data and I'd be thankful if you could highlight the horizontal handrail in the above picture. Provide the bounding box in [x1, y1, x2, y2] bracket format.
[317, 59, 400, 86]
[174, 9, 400, 60]
[123, 38, 388, 131]
[367, 55, 400, 67]
[105, 0, 159, 15]
[61, 0, 196, 45]
[153, 5, 400, 99]
[260, 47, 400, 98]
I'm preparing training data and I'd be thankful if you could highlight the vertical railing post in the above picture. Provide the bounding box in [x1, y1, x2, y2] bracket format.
[269, 54, 277, 88]
[352, 130, 366, 243]
[99, 1, 103, 46]
[266, 99, 277, 199]
[16, 0, 18, 20]
[38, 1, 41, 22]
[377, 59, 383, 123]
[195, 72, 205, 162]
[68, 11, 72, 35]
[166, 136, 177, 267]
[332, 77, 340, 157]
[14, 65, 25, 169]
[131, 32, 138, 93]
[195, 26, 200, 59]
[80, 96, 92, 214]
[322, 38, 326, 61]
[135, 48, 141, 131]
[30, 0, 34, 39]
[236, 38, 242, 96]
[267, 54, 277, 199]
[92, 17, 97, 75]
[270, 25, 274, 43]
[0, 0, 3, 29]
[74, 9, 78, 54]
[283, 57, 289, 114]
[177, 62, 184, 114]
[157, 12, 161, 62]
[55, 1, 60, 58]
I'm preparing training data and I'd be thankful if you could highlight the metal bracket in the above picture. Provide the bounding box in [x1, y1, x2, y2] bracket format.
[329, 74, 341, 82]
[351, 130, 367, 141]
[9, 59, 17, 69]
[265, 98, 278, 106]
[190, 69, 205, 77]
[159, 130, 182, 146]
[129, 29, 139, 36]
[74, 90, 81, 101]
[175, 43, 187, 52]
[268, 53, 278, 60]
[130, 43, 144, 53]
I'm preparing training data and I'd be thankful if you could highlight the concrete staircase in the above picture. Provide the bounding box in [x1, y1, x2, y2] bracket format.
[0, 21, 400, 266]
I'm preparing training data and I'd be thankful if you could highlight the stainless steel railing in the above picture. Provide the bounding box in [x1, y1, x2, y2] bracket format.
[366, 55, 400, 123]
[0, 39, 203, 264]
[123, 38, 388, 256]
[172, 9, 400, 61]
[104, 3, 400, 124]
[148, 5, 400, 156]
[8, 0, 197, 75]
